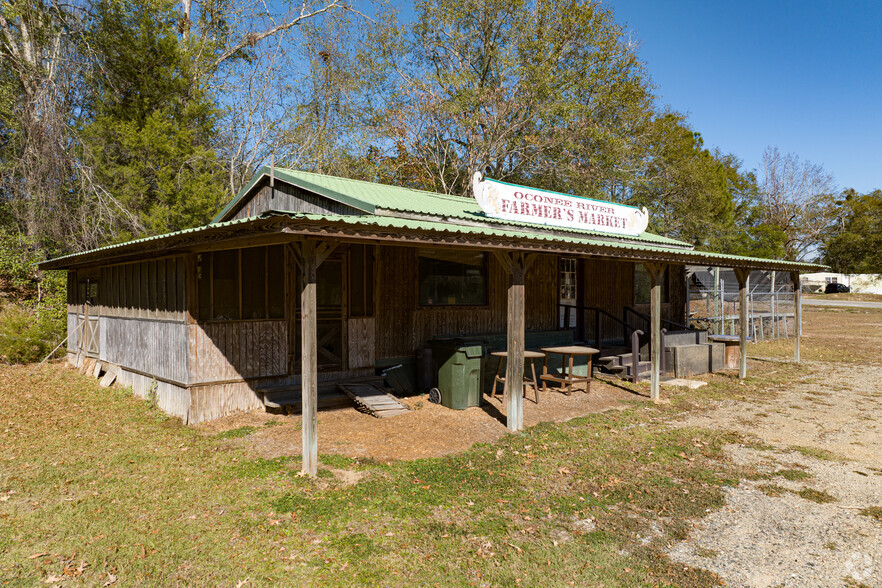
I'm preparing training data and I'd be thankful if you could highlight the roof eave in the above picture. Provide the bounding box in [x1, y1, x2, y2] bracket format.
[40, 212, 826, 274]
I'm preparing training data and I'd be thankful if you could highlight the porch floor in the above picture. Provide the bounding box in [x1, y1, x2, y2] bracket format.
[196, 378, 648, 462]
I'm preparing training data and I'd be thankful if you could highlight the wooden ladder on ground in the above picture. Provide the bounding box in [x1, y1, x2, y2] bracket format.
[337, 382, 409, 418]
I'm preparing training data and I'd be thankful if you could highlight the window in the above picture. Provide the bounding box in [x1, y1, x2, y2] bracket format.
[418, 249, 488, 306]
[198, 245, 285, 321]
[634, 263, 669, 304]
[349, 244, 374, 317]
[560, 258, 577, 301]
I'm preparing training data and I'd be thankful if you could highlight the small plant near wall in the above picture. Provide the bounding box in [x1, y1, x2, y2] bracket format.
[146, 380, 159, 408]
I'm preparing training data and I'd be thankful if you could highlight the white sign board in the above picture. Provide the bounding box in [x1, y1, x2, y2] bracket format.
[472, 172, 649, 237]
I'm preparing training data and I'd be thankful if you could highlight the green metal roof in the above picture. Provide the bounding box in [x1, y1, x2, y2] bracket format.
[38, 215, 266, 269]
[41, 167, 828, 272]
[40, 208, 826, 272]
[262, 212, 824, 270]
[212, 168, 692, 248]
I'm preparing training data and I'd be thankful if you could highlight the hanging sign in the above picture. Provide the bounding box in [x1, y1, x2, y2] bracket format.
[472, 172, 649, 237]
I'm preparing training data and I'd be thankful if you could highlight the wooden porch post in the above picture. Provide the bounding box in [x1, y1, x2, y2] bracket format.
[494, 251, 528, 432]
[290, 240, 336, 477]
[791, 271, 801, 363]
[643, 261, 665, 402]
[734, 268, 750, 379]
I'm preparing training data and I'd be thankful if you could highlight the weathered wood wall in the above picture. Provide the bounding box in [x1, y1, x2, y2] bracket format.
[632, 263, 687, 327]
[188, 382, 265, 424]
[100, 256, 186, 322]
[67, 313, 79, 352]
[668, 265, 687, 325]
[115, 368, 191, 421]
[347, 317, 375, 368]
[584, 258, 634, 313]
[100, 317, 189, 385]
[188, 320, 288, 384]
[229, 179, 365, 221]
[374, 247, 558, 359]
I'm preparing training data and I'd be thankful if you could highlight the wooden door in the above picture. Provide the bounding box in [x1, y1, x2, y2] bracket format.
[77, 278, 100, 357]
[290, 254, 346, 372]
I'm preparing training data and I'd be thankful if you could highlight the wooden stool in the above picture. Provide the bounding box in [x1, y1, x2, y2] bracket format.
[491, 350, 544, 404]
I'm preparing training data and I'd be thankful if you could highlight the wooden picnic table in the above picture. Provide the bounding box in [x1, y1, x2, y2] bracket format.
[490, 350, 544, 404]
[539, 345, 599, 395]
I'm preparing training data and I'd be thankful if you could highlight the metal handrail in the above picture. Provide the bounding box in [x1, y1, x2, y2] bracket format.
[559, 303, 637, 353]
[630, 329, 643, 382]
[623, 305, 691, 332]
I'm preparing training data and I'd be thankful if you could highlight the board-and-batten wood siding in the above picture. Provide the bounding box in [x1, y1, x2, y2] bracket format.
[188, 320, 288, 384]
[583, 260, 687, 339]
[114, 368, 190, 421]
[100, 317, 189, 385]
[228, 179, 365, 221]
[583, 258, 634, 341]
[99, 256, 187, 322]
[374, 247, 558, 359]
[348, 317, 375, 368]
[632, 263, 687, 327]
[67, 313, 79, 352]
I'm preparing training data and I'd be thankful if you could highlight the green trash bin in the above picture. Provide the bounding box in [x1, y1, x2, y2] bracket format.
[429, 339, 486, 410]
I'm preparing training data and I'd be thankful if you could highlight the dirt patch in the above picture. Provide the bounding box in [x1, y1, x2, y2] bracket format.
[197, 379, 644, 461]
[754, 306, 882, 364]
[667, 308, 882, 587]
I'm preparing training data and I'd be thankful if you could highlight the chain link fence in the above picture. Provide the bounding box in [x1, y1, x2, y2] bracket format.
[686, 267, 797, 341]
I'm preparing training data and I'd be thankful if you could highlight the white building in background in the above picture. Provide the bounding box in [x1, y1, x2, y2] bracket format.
[801, 272, 882, 294]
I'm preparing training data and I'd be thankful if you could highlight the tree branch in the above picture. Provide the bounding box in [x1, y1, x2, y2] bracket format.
[212, 1, 344, 70]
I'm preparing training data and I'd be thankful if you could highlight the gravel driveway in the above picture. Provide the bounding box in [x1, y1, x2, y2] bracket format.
[667, 362, 882, 587]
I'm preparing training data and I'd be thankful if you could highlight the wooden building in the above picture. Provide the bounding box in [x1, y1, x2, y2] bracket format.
[42, 168, 820, 476]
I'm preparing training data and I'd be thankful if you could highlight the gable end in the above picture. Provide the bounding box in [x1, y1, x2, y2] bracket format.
[225, 177, 368, 221]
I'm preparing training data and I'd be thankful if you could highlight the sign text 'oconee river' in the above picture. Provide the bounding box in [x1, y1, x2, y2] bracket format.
[472, 173, 649, 237]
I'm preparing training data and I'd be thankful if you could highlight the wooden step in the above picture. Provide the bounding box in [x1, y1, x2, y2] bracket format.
[263, 390, 352, 412]
[596, 356, 622, 366]
[258, 375, 384, 410]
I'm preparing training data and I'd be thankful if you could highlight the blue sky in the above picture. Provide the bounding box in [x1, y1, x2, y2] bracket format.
[609, 0, 882, 193]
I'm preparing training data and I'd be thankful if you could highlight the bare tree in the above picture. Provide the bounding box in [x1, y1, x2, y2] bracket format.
[180, 0, 369, 196]
[0, 0, 363, 254]
[0, 0, 136, 251]
[759, 146, 836, 261]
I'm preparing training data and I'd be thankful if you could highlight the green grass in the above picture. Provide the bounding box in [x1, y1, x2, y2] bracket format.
[796, 488, 837, 504]
[859, 506, 882, 522]
[789, 445, 846, 462]
[0, 363, 777, 586]
[757, 484, 788, 497]
[215, 425, 257, 439]
[775, 468, 812, 481]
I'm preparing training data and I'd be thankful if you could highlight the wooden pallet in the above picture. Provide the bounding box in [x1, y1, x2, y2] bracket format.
[337, 382, 409, 418]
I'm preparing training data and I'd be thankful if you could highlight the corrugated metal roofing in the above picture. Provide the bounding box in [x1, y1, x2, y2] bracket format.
[212, 167, 692, 248]
[40, 208, 825, 272]
[39, 215, 264, 267]
[263, 212, 824, 269]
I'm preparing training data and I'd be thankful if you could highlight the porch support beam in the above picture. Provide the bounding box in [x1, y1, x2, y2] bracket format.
[642, 261, 666, 402]
[734, 268, 750, 379]
[791, 271, 801, 363]
[496, 251, 529, 432]
[290, 239, 337, 477]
